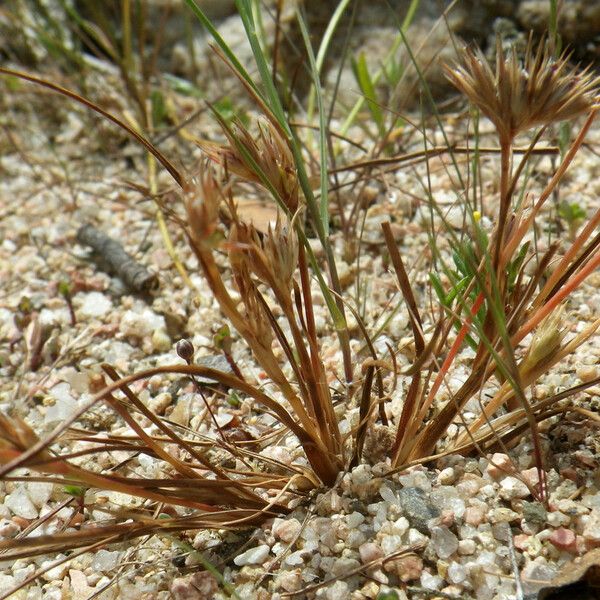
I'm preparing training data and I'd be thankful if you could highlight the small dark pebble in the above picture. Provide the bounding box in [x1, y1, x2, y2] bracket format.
[522, 501, 548, 525]
[398, 487, 440, 534]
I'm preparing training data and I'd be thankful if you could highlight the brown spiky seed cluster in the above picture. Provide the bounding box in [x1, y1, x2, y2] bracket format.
[445, 38, 600, 141]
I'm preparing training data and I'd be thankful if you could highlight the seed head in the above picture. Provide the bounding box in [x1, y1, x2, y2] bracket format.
[198, 117, 300, 213]
[228, 216, 298, 294]
[263, 217, 299, 290]
[184, 161, 223, 249]
[445, 37, 600, 142]
[522, 305, 567, 372]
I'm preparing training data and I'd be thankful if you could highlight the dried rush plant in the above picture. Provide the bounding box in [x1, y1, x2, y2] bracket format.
[1, 30, 600, 590]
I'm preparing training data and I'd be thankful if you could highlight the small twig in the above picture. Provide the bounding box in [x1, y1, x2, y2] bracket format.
[77, 223, 158, 294]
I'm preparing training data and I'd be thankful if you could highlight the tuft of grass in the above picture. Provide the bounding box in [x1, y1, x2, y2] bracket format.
[1, 4, 600, 594]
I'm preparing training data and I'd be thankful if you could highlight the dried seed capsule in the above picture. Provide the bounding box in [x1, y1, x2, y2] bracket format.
[176, 339, 195, 363]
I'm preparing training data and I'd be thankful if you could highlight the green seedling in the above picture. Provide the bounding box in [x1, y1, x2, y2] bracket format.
[559, 200, 586, 239]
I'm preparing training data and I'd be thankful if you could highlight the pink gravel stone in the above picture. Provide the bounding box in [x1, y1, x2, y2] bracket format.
[386, 555, 423, 582]
[559, 467, 579, 483]
[521, 467, 541, 488]
[486, 453, 513, 479]
[514, 534, 530, 551]
[549, 527, 577, 552]
[440, 510, 455, 527]
[464, 506, 486, 526]
[359, 542, 384, 564]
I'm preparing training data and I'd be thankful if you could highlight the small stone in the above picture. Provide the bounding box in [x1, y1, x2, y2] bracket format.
[492, 522, 511, 542]
[69, 569, 95, 600]
[489, 508, 520, 523]
[398, 470, 431, 491]
[359, 542, 383, 564]
[583, 509, 600, 542]
[430, 487, 465, 520]
[62, 368, 90, 393]
[520, 468, 541, 488]
[547, 511, 570, 527]
[442, 584, 465, 596]
[171, 572, 219, 600]
[0, 519, 19, 539]
[331, 557, 360, 577]
[79, 292, 112, 318]
[91, 550, 121, 572]
[26, 482, 53, 508]
[274, 570, 302, 593]
[380, 485, 398, 504]
[499, 476, 530, 500]
[283, 551, 305, 567]
[444, 205, 466, 229]
[347, 529, 366, 548]
[152, 328, 171, 353]
[5, 486, 37, 519]
[391, 516, 410, 536]
[41, 587, 63, 600]
[420, 570, 444, 591]
[324, 581, 349, 600]
[398, 487, 440, 534]
[576, 364, 598, 382]
[148, 392, 172, 415]
[120, 308, 165, 338]
[346, 511, 365, 529]
[349, 463, 373, 491]
[45, 382, 78, 424]
[456, 476, 483, 498]
[388, 555, 423, 582]
[574, 450, 597, 468]
[457, 539, 476, 555]
[447, 562, 467, 584]
[272, 518, 301, 543]
[479, 484, 496, 498]
[560, 467, 579, 483]
[380, 534, 403, 554]
[464, 506, 486, 526]
[549, 527, 577, 552]
[233, 545, 269, 566]
[522, 501, 547, 524]
[551, 479, 579, 502]
[407, 528, 429, 548]
[521, 560, 557, 595]
[486, 453, 512, 479]
[429, 526, 459, 559]
[583, 492, 600, 511]
[437, 467, 457, 485]
[514, 534, 530, 551]
[0, 575, 15, 592]
[40, 555, 69, 581]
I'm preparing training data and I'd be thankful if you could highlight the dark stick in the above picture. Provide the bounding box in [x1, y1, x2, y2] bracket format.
[76, 224, 158, 294]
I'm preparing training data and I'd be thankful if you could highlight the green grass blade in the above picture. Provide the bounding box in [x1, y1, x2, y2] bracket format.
[234, 0, 288, 129]
[351, 53, 385, 137]
[232, 0, 329, 244]
[182, 0, 260, 99]
[306, 0, 353, 143]
[340, 0, 421, 135]
[395, 24, 464, 188]
[296, 8, 330, 236]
